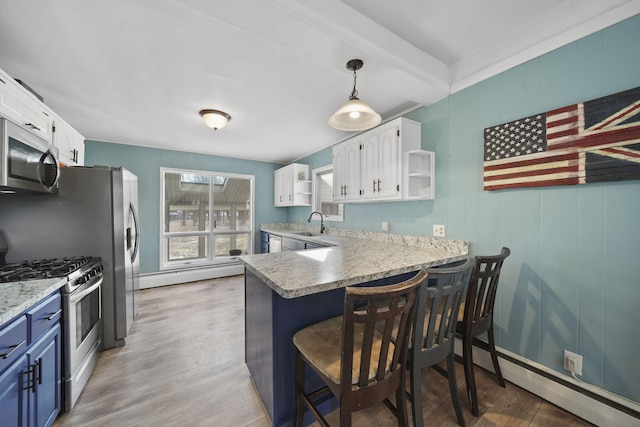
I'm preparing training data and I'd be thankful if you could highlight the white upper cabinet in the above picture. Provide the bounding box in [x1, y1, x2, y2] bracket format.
[361, 122, 402, 201]
[274, 163, 311, 207]
[331, 117, 434, 202]
[332, 139, 361, 201]
[53, 117, 85, 166]
[0, 69, 53, 142]
[0, 67, 84, 166]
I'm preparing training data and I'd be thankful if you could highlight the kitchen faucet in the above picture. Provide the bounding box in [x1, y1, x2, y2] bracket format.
[307, 211, 326, 234]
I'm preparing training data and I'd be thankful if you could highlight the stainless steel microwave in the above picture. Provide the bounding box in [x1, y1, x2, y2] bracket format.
[0, 117, 59, 194]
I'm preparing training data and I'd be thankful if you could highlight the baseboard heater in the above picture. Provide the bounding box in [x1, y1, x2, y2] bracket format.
[455, 339, 639, 427]
[139, 264, 244, 289]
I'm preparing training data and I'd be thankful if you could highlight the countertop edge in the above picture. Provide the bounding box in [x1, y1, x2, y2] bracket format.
[0, 278, 66, 328]
[243, 227, 470, 299]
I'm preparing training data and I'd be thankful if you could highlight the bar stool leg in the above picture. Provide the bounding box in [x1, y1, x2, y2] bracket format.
[410, 365, 424, 427]
[487, 329, 505, 387]
[446, 350, 466, 426]
[295, 349, 305, 427]
[462, 330, 479, 417]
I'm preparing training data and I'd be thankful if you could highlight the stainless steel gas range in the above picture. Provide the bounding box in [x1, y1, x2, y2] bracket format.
[0, 256, 103, 412]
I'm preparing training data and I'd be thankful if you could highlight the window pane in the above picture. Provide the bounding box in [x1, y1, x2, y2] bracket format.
[212, 177, 251, 231]
[165, 172, 210, 233]
[214, 234, 249, 256]
[167, 236, 208, 261]
[319, 172, 341, 216]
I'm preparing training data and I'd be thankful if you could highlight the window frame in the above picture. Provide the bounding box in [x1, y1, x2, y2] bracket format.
[311, 164, 344, 222]
[159, 167, 255, 270]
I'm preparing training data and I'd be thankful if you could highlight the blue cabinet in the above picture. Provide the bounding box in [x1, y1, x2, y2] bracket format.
[0, 291, 62, 427]
[0, 354, 29, 426]
[244, 268, 415, 426]
[261, 231, 269, 253]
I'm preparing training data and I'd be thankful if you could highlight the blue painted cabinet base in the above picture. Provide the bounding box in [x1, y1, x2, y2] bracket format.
[244, 267, 415, 426]
[245, 268, 344, 426]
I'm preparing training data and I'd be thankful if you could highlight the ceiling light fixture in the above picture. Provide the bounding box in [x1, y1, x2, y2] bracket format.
[328, 59, 381, 131]
[199, 109, 231, 130]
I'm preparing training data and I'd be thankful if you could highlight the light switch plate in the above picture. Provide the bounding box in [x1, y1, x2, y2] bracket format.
[381, 221, 390, 232]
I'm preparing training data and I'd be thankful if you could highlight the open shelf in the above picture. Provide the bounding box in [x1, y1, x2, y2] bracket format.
[405, 150, 435, 200]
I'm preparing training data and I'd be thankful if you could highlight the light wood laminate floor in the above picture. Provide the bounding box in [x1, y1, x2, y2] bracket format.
[54, 276, 592, 427]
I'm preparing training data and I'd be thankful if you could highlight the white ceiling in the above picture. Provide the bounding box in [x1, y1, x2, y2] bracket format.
[0, 0, 638, 164]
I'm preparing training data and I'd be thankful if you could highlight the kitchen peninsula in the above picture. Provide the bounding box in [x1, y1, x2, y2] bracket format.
[241, 226, 469, 427]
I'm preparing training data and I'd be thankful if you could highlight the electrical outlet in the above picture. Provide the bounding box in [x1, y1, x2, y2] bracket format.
[433, 224, 445, 237]
[563, 350, 583, 375]
[381, 221, 390, 232]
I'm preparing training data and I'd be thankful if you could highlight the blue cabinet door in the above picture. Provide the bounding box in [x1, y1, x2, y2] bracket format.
[28, 324, 62, 427]
[0, 353, 29, 427]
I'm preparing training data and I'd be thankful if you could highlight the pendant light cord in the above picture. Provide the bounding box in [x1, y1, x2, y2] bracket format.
[350, 68, 359, 100]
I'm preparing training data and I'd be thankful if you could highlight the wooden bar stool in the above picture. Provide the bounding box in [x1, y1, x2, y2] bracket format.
[293, 271, 426, 427]
[456, 247, 511, 416]
[408, 259, 475, 427]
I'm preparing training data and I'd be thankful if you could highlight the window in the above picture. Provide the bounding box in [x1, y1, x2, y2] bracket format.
[312, 165, 343, 222]
[160, 168, 254, 270]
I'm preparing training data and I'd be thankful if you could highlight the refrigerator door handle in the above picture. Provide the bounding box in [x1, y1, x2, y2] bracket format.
[129, 202, 140, 263]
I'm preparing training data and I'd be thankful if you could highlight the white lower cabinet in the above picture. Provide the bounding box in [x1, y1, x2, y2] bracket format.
[332, 117, 435, 202]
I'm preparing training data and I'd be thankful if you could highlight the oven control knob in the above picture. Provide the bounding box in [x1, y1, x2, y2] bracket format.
[77, 276, 86, 286]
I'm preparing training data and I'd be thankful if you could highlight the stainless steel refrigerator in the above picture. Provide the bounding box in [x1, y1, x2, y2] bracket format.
[0, 166, 140, 349]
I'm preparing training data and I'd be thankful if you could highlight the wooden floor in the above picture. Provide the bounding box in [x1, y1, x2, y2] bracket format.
[54, 276, 592, 427]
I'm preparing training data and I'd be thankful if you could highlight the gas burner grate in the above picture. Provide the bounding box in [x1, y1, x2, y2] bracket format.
[0, 256, 94, 283]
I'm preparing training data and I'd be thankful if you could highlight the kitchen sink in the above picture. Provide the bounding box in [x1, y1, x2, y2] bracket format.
[289, 231, 319, 236]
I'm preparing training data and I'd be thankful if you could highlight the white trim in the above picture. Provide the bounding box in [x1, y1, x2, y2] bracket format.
[454, 340, 640, 427]
[450, 1, 640, 94]
[158, 167, 255, 271]
[311, 164, 344, 222]
[267, 0, 449, 91]
[139, 265, 244, 289]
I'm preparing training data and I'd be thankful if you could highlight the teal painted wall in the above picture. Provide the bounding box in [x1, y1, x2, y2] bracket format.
[289, 15, 640, 402]
[85, 15, 640, 402]
[84, 141, 286, 274]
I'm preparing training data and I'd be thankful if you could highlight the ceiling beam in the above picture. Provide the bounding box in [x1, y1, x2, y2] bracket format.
[268, 0, 450, 95]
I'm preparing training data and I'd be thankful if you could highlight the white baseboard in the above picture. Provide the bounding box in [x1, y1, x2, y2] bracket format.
[139, 264, 244, 289]
[454, 340, 640, 427]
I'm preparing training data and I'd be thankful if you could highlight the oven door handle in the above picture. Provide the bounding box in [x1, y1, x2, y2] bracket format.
[70, 277, 103, 304]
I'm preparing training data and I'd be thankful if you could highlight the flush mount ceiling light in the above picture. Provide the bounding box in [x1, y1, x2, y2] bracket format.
[328, 59, 381, 131]
[199, 109, 231, 131]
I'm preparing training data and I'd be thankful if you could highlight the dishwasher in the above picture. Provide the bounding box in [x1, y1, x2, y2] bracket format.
[268, 235, 282, 253]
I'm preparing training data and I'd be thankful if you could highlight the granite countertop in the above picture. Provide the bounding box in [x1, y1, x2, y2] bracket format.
[0, 278, 66, 327]
[241, 225, 470, 299]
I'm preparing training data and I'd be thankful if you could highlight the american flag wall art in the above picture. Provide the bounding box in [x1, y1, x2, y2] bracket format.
[483, 86, 640, 191]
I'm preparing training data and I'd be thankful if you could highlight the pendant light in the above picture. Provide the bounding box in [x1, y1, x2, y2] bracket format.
[199, 109, 231, 130]
[328, 59, 381, 131]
